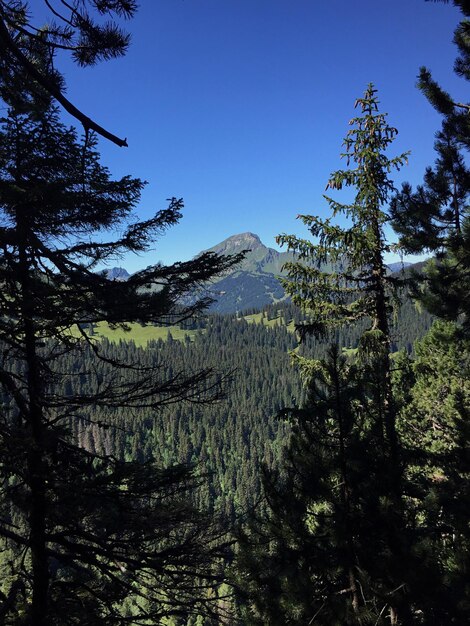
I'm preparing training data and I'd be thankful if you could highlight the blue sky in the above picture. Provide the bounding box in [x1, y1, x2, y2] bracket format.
[56, 0, 462, 271]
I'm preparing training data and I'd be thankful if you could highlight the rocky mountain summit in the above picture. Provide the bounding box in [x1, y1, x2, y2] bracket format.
[202, 232, 294, 313]
[207, 232, 294, 274]
[206, 231, 264, 255]
[105, 267, 131, 281]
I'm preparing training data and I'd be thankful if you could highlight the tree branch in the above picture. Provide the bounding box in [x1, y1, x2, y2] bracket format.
[0, 17, 128, 147]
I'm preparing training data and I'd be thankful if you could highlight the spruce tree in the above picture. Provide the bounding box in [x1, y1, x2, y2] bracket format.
[278, 83, 408, 467]
[389, 2, 470, 620]
[0, 95, 242, 624]
[238, 347, 383, 625]
[401, 320, 470, 624]
[237, 86, 419, 625]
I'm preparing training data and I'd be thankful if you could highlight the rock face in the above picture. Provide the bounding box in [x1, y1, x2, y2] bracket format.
[207, 232, 264, 256]
[105, 267, 130, 281]
[205, 232, 293, 276]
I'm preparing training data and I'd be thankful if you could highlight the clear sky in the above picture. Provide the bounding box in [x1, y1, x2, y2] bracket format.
[56, 0, 463, 271]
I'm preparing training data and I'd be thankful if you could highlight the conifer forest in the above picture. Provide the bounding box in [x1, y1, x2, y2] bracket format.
[0, 1, 469, 624]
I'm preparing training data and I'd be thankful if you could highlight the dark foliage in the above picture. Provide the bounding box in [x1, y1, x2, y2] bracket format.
[0, 98, 243, 624]
[0, 1, 139, 145]
[391, 0, 470, 332]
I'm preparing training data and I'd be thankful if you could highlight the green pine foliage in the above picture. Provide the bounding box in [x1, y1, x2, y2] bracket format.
[237, 86, 422, 625]
[0, 4, 467, 625]
[238, 346, 396, 625]
[389, 2, 470, 620]
[391, 1, 470, 331]
[53, 300, 431, 525]
[278, 84, 408, 341]
[0, 1, 139, 145]
[396, 321, 470, 622]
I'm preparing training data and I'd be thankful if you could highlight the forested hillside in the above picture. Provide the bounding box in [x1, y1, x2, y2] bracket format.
[66, 298, 433, 521]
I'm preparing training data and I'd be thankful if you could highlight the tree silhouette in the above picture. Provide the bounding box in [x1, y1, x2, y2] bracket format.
[238, 86, 422, 625]
[391, 0, 470, 331]
[0, 97, 243, 624]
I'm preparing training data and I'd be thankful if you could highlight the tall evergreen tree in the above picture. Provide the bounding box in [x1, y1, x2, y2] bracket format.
[237, 86, 420, 625]
[397, 320, 470, 624]
[0, 95, 243, 624]
[389, 2, 470, 620]
[278, 83, 408, 466]
[238, 347, 390, 625]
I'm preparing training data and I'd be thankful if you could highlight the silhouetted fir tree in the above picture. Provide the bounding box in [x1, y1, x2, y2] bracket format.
[237, 86, 429, 625]
[278, 84, 409, 471]
[392, 320, 470, 623]
[237, 347, 373, 625]
[0, 92, 243, 624]
[388, 3, 470, 621]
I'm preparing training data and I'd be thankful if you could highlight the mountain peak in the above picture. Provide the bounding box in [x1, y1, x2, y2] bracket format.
[229, 232, 262, 246]
[208, 232, 265, 255]
[105, 267, 130, 281]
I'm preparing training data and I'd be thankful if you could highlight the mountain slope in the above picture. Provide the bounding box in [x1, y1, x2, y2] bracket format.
[205, 232, 291, 275]
[105, 267, 130, 280]
[202, 232, 294, 313]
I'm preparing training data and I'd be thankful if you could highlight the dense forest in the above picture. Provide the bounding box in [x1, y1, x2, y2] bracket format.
[0, 1, 469, 625]
[51, 298, 434, 523]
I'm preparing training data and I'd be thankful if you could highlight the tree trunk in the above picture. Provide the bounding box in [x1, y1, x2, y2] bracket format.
[332, 348, 361, 616]
[17, 212, 49, 625]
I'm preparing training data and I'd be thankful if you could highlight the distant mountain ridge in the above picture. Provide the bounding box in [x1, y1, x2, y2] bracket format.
[104, 234, 420, 314]
[105, 267, 131, 281]
[204, 232, 291, 276]
[387, 261, 412, 273]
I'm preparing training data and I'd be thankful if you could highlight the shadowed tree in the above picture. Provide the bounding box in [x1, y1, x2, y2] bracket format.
[237, 346, 391, 625]
[391, 0, 470, 331]
[277, 84, 409, 469]
[0, 94, 243, 624]
[388, 2, 470, 621]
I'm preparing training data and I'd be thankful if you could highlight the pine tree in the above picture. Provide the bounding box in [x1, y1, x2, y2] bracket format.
[0, 95, 243, 623]
[394, 320, 470, 623]
[388, 4, 470, 620]
[238, 347, 381, 625]
[278, 83, 409, 467]
[390, 0, 470, 331]
[0, 1, 139, 145]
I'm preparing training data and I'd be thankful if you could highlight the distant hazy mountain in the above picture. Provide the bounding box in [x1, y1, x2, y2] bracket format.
[204, 232, 292, 276]
[387, 261, 412, 273]
[105, 235, 420, 314]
